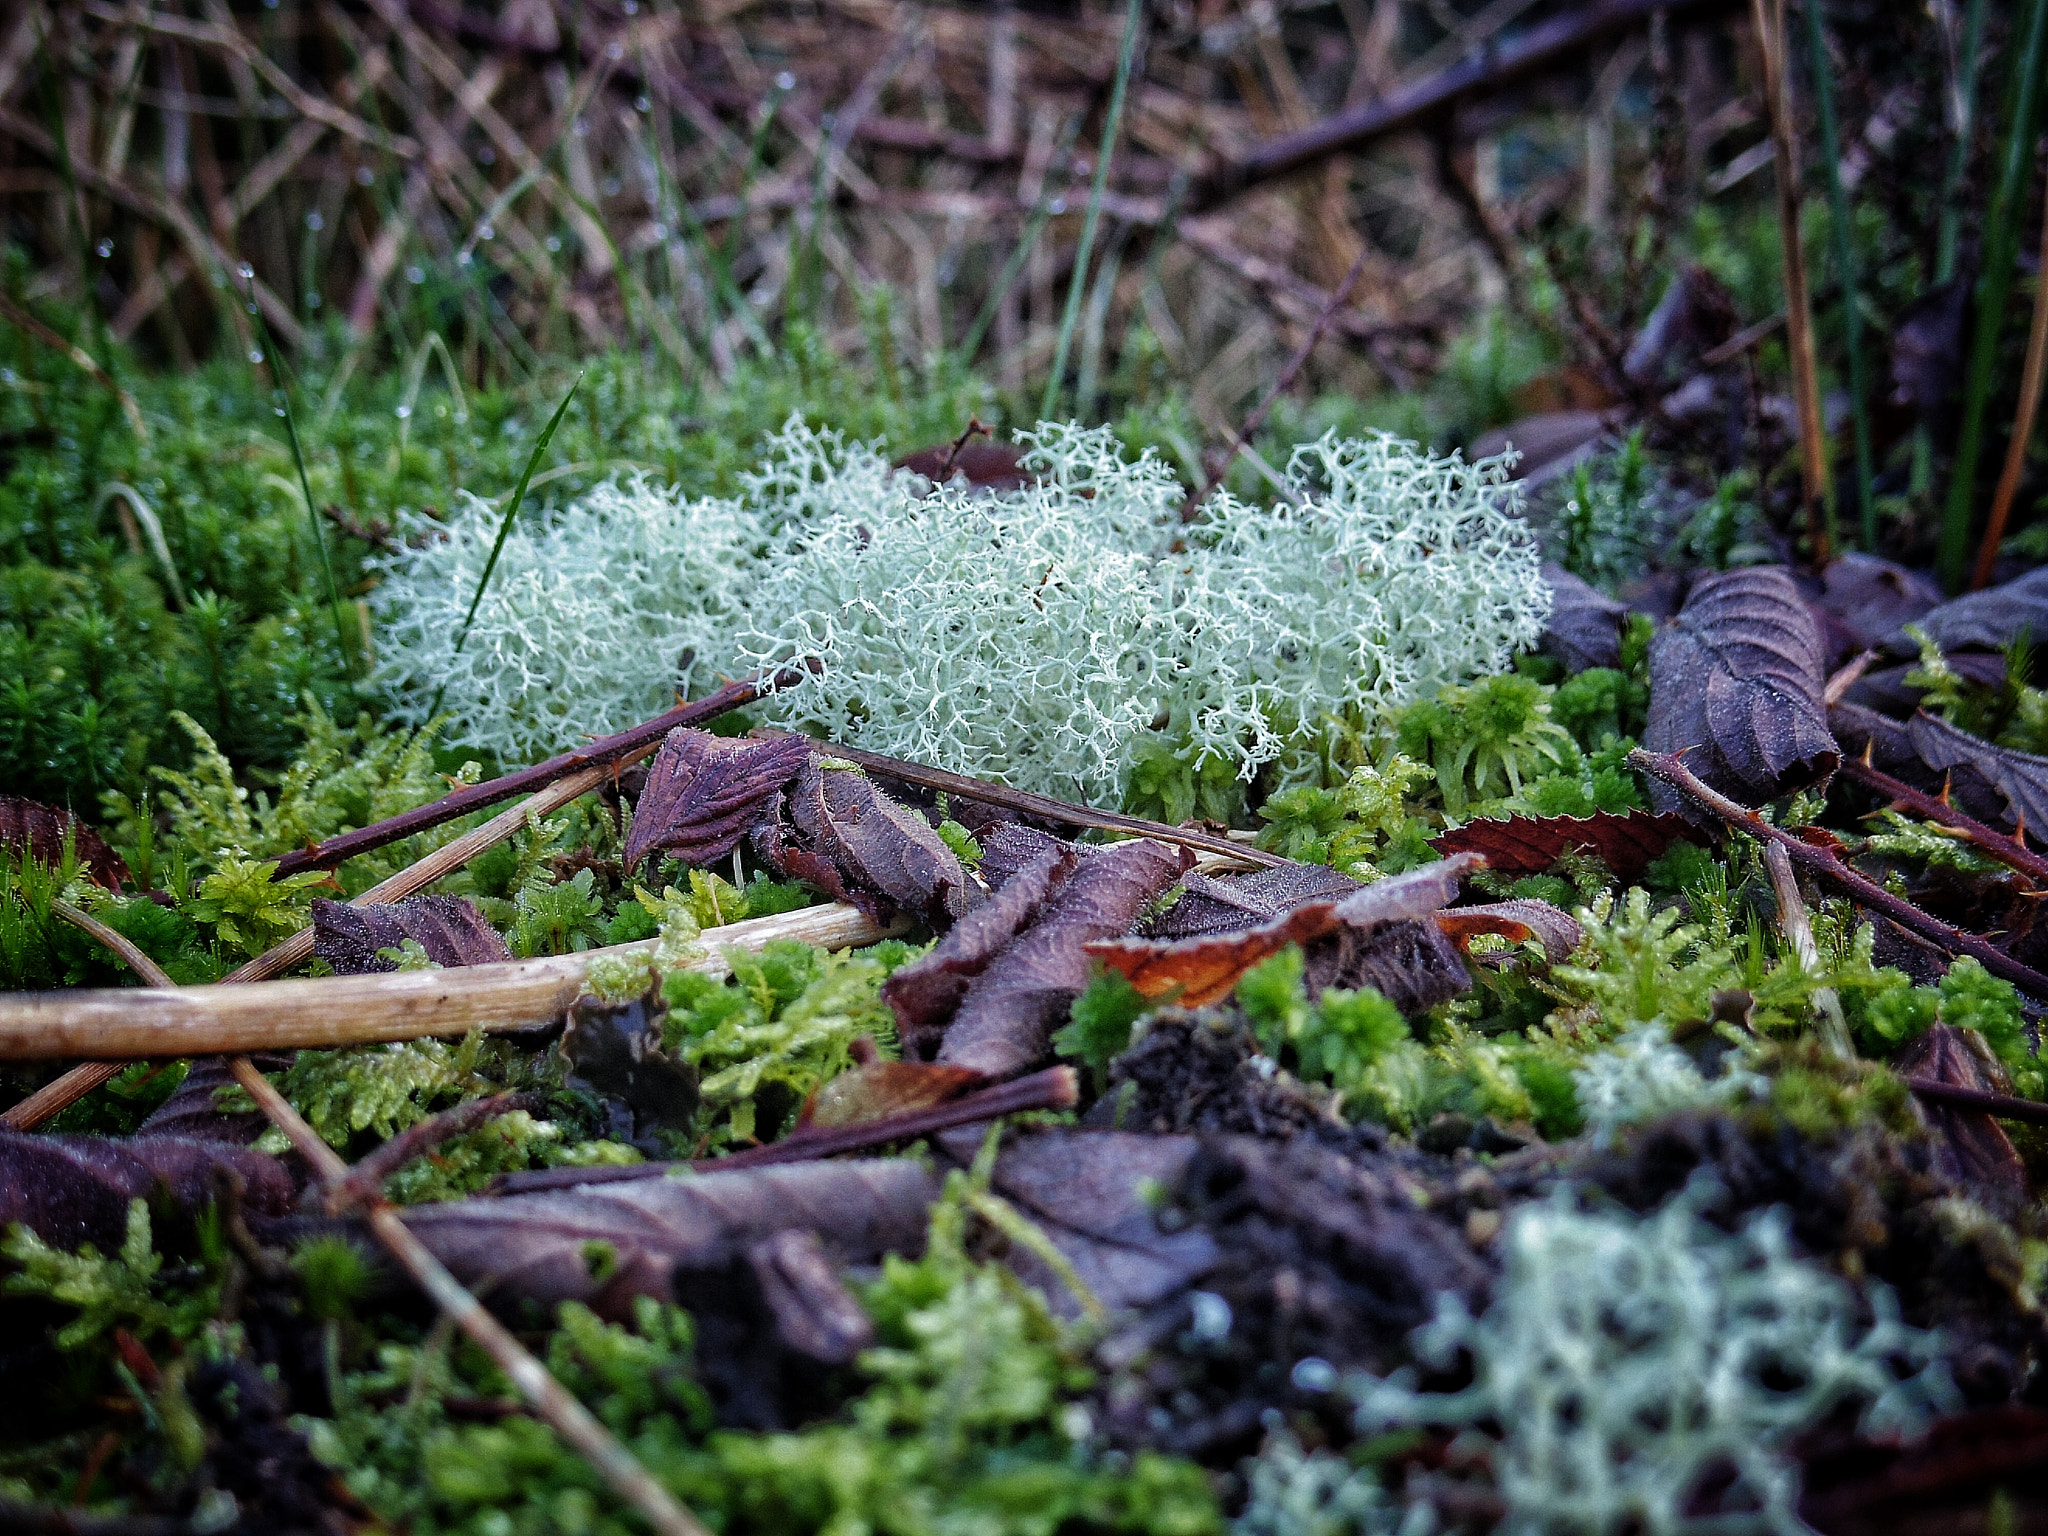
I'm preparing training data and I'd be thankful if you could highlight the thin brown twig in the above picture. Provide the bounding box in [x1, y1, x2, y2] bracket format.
[267, 672, 777, 879]
[749, 728, 1287, 867]
[226, 1057, 713, 1536]
[494, 1065, 1079, 1195]
[0, 292, 147, 440]
[1972, 185, 2048, 589]
[1631, 748, 2048, 1000]
[936, 416, 991, 482]
[334, 1089, 546, 1208]
[1900, 1073, 2048, 1128]
[1185, 244, 1370, 520]
[1836, 749, 2048, 887]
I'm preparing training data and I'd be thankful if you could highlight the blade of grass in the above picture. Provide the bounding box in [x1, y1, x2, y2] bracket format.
[1937, 0, 2048, 590]
[1750, 0, 1831, 560]
[1972, 189, 2048, 588]
[956, 109, 1088, 367]
[1799, 0, 1875, 547]
[242, 266, 357, 696]
[1936, 0, 1990, 285]
[426, 372, 583, 718]
[1040, 0, 1144, 423]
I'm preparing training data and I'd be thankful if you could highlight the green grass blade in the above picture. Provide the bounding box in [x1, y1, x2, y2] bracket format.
[957, 112, 1089, 367]
[244, 268, 357, 697]
[1937, 0, 1990, 285]
[1938, 0, 2048, 589]
[1040, 0, 1144, 423]
[454, 373, 584, 654]
[1800, 0, 1876, 547]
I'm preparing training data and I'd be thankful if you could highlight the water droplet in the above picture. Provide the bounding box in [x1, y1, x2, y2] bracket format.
[95, 238, 113, 259]
[305, 210, 324, 232]
[479, 222, 494, 241]
[274, 405, 286, 417]
[405, 265, 426, 284]
[395, 404, 412, 420]
[306, 292, 322, 309]
[1048, 197, 1067, 215]
[635, 95, 651, 113]
[651, 223, 668, 240]
[1290, 1357, 1338, 1394]
[248, 348, 265, 364]
[775, 71, 796, 92]
[546, 235, 563, 252]
[606, 40, 624, 60]
[355, 166, 375, 186]
[478, 145, 496, 166]
[623, 0, 639, 11]
[237, 262, 255, 281]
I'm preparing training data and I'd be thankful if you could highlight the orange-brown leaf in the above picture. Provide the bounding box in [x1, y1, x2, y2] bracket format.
[799, 1060, 987, 1130]
[1430, 810, 1699, 880]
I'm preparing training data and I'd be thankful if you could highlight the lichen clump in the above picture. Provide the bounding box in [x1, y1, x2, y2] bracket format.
[368, 418, 1550, 800]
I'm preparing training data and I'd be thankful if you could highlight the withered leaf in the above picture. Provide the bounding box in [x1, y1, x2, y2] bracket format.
[0, 797, 132, 889]
[1437, 900, 1583, 964]
[561, 991, 700, 1154]
[882, 840, 1078, 1056]
[1896, 1025, 2027, 1217]
[745, 1229, 875, 1366]
[624, 728, 812, 870]
[1143, 863, 1363, 940]
[311, 895, 511, 975]
[1540, 562, 1629, 673]
[978, 822, 1072, 890]
[1431, 809, 1700, 880]
[399, 1157, 940, 1311]
[937, 838, 1190, 1078]
[894, 440, 1034, 492]
[0, 1129, 293, 1251]
[757, 758, 976, 925]
[1087, 853, 1483, 1009]
[1645, 566, 1838, 806]
[798, 1059, 985, 1129]
[1817, 552, 1942, 655]
[1893, 565, 2048, 657]
[137, 1053, 293, 1144]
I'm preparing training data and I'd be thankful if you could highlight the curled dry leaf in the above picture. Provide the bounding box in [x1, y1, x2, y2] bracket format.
[0, 1128, 294, 1251]
[797, 1059, 986, 1129]
[1086, 853, 1483, 1009]
[1816, 553, 1942, 655]
[1895, 1025, 2028, 1218]
[1431, 810, 1701, 880]
[1645, 566, 1839, 807]
[398, 1156, 941, 1312]
[1539, 562, 1629, 672]
[756, 757, 977, 925]
[1437, 900, 1583, 963]
[311, 894, 512, 975]
[937, 838, 1190, 1078]
[0, 796, 132, 889]
[882, 839, 1080, 1057]
[623, 727, 812, 870]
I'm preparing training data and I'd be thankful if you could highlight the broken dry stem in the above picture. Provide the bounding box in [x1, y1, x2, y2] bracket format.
[1763, 841, 1851, 1057]
[749, 729, 1286, 869]
[0, 902, 900, 1062]
[225, 1057, 713, 1536]
[1630, 748, 2048, 1002]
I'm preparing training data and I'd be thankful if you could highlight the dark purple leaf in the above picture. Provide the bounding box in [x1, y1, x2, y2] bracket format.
[1431, 809, 1702, 880]
[1895, 1025, 2027, 1217]
[398, 1157, 941, 1312]
[137, 1054, 293, 1144]
[0, 797, 131, 889]
[937, 838, 1190, 1078]
[1539, 562, 1629, 672]
[745, 1229, 874, 1366]
[624, 728, 812, 870]
[1468, 410, 1608, 484]
[756, 758, 977, 925]
[1906, 711, 2048, 841]
[311, 895, 511, 975]
[1144, 863, 1364, 940]
[561, 991, 699, 1154]
[978, 822, 1071, 890]
[883, 840, 1080, 1056]
[1816, 552, 1944, 657]
[1889, 565, 2048, 657]
[1645, 566, 1839, 807]
[0, 1128, 294, 1251]
[894, 441, 1034, 492]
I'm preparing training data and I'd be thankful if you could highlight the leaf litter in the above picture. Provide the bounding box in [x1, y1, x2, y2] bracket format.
[12, 482, 2048, 1536]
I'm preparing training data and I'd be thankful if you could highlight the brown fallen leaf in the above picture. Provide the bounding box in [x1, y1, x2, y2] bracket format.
[1086, 853, 1483, 1009]
[1905, 711, 2048, 841]
[0, 1128, 294, 1251]
[1539, 562, 1630, 672]
[894, 440, 1034, 492]
[1430, 809, 1701, 880]
[937, 838, 1190, 1078]
[882, 839, 1080, 1057]
[1645, 566, 1839, 806]
[311, 895, 512, 974]
[397, 1157, 941, 1313]
[757, 757, 977, 925]
[1889, 564, 2048, 656]
[623, 727, 812, 870]
[1437, 900, 1583, 963]
[0, 797, 132, 889]
[1143, 863, 1364, 939]
[797, 1059, 985, 1129]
